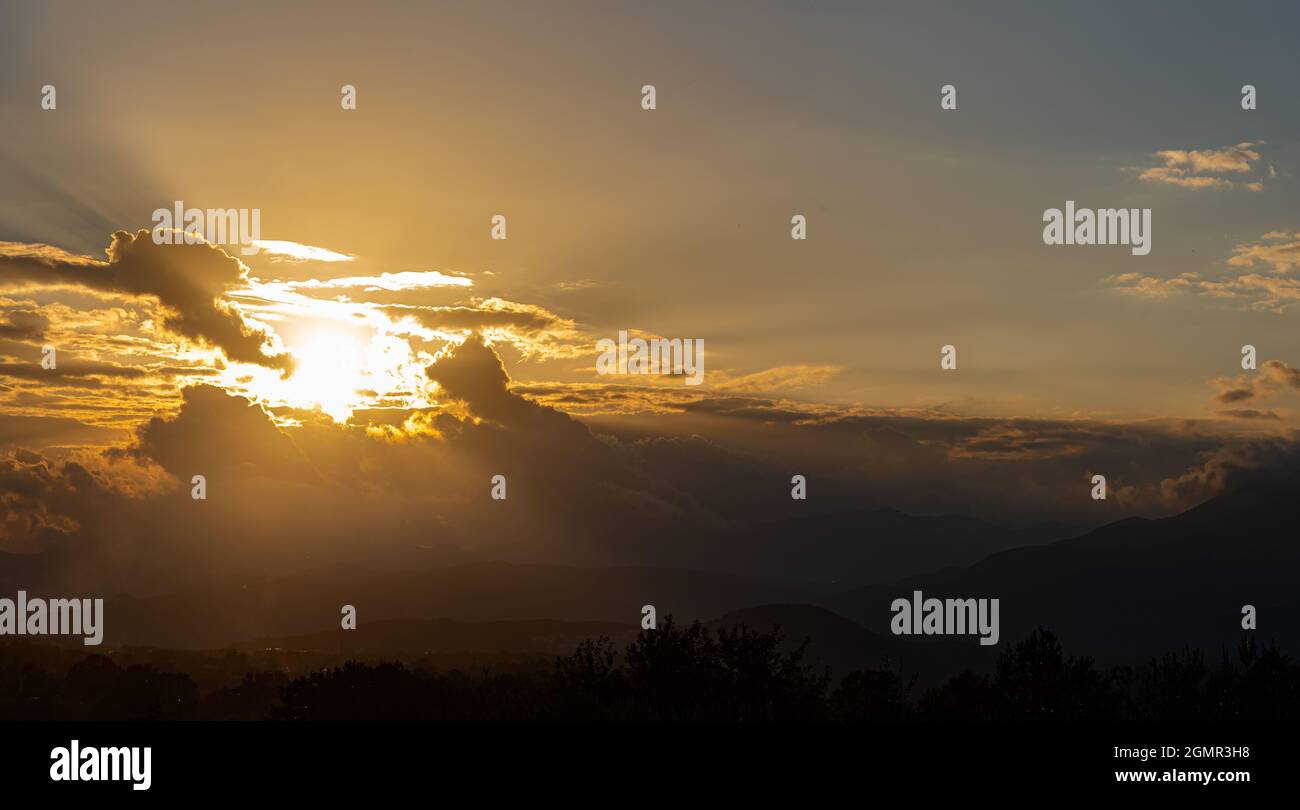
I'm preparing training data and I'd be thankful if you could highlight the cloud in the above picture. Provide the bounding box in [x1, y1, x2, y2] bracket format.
[385, 300, 559, 334]
[0, 450, 85, 550]
[0, 448, 133, 554]
[248, 240, 355, 263]
[126, 384, 314, 481]
[1127, 434, 1300, 506]
[947, 422, 1094, 461]
[0, 304, 50, 340]
[385, 299, 587, 359]
[512, 376, 845, 417]
[711, 365, 841, 394]
[1104, 271, 1202, 298]
[1212, 360, 1300, 406]
[1227, 236, 1300, 274]
[1137, 169, 1230, 190]
[0, 231, 291, 370]
[425, 333, 585, 429]
[1107, 272, 1300, 311]
[0, 357, 148, 386]
[1105, 233, 1300, 312]
[0, 414, 126, 454]
[1156, 143, 1259, 174]
[1135, 142, 1267, 190]
[1219, 409, 1280, 420]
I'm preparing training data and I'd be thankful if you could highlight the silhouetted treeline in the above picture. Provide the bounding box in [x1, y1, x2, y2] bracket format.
[2, 620, 1297, 720]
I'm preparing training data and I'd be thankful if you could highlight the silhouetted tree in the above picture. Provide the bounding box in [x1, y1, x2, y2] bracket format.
[991, 628, 1126, 720]
[5, 625, 1299, 721]
[917, 670, 999, 721]
[550, 616, 829, 720]
[551, 637, 626, 720]
[276, 661, 430, 720]
[1203, 637, 1300, 722]
[1134, 649, 1205, 721]
[62, 655, 198, 719]
[831, 665, 914, 721]
[202, 671, 289, 720]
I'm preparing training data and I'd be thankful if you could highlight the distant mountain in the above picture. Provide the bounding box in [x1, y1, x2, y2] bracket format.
[701, 509, 1075, 583]
[832, 478, 1300, 665]
[98, 561, 837, 649]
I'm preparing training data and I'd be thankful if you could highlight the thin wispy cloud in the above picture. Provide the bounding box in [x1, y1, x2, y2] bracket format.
[249, 240, 355, 262]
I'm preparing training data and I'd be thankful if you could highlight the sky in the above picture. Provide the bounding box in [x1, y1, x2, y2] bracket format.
[1, 1, 1299, 590]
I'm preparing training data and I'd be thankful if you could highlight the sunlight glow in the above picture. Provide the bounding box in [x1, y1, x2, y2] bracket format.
[287, 333, 368, 421]
[215, 320, 437, 424]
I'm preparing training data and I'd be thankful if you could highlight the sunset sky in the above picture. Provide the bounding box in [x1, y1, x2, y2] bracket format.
[2, 2, 1299, 589]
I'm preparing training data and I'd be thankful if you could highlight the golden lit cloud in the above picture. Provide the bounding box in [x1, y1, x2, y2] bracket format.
[1105, 231, 1300, 312]
[1134, 142, 1267, 190]
[249, 240, 355, 262]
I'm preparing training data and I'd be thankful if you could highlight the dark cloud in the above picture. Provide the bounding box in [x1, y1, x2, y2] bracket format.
[0, 449, 124, 553]
[0, 231, 291, 370]
[1141, 434, 1300, 504]
[0, 414, 125, 452]
[1216, 387, 1255, 403]
[1219, 409, 1281, 420]
[0, 357, 148, 383]
[1212, 360, 1300, 406]
[127, 384, 313, 482]
[427, 333, 578, 431]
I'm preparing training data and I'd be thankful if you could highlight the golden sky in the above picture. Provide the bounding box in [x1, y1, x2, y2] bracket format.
[2, 2, 1299, 587]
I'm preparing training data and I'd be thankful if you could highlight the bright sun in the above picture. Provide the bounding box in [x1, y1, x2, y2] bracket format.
[286, 333, 368, 422]
[211, 308, 439, 424]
